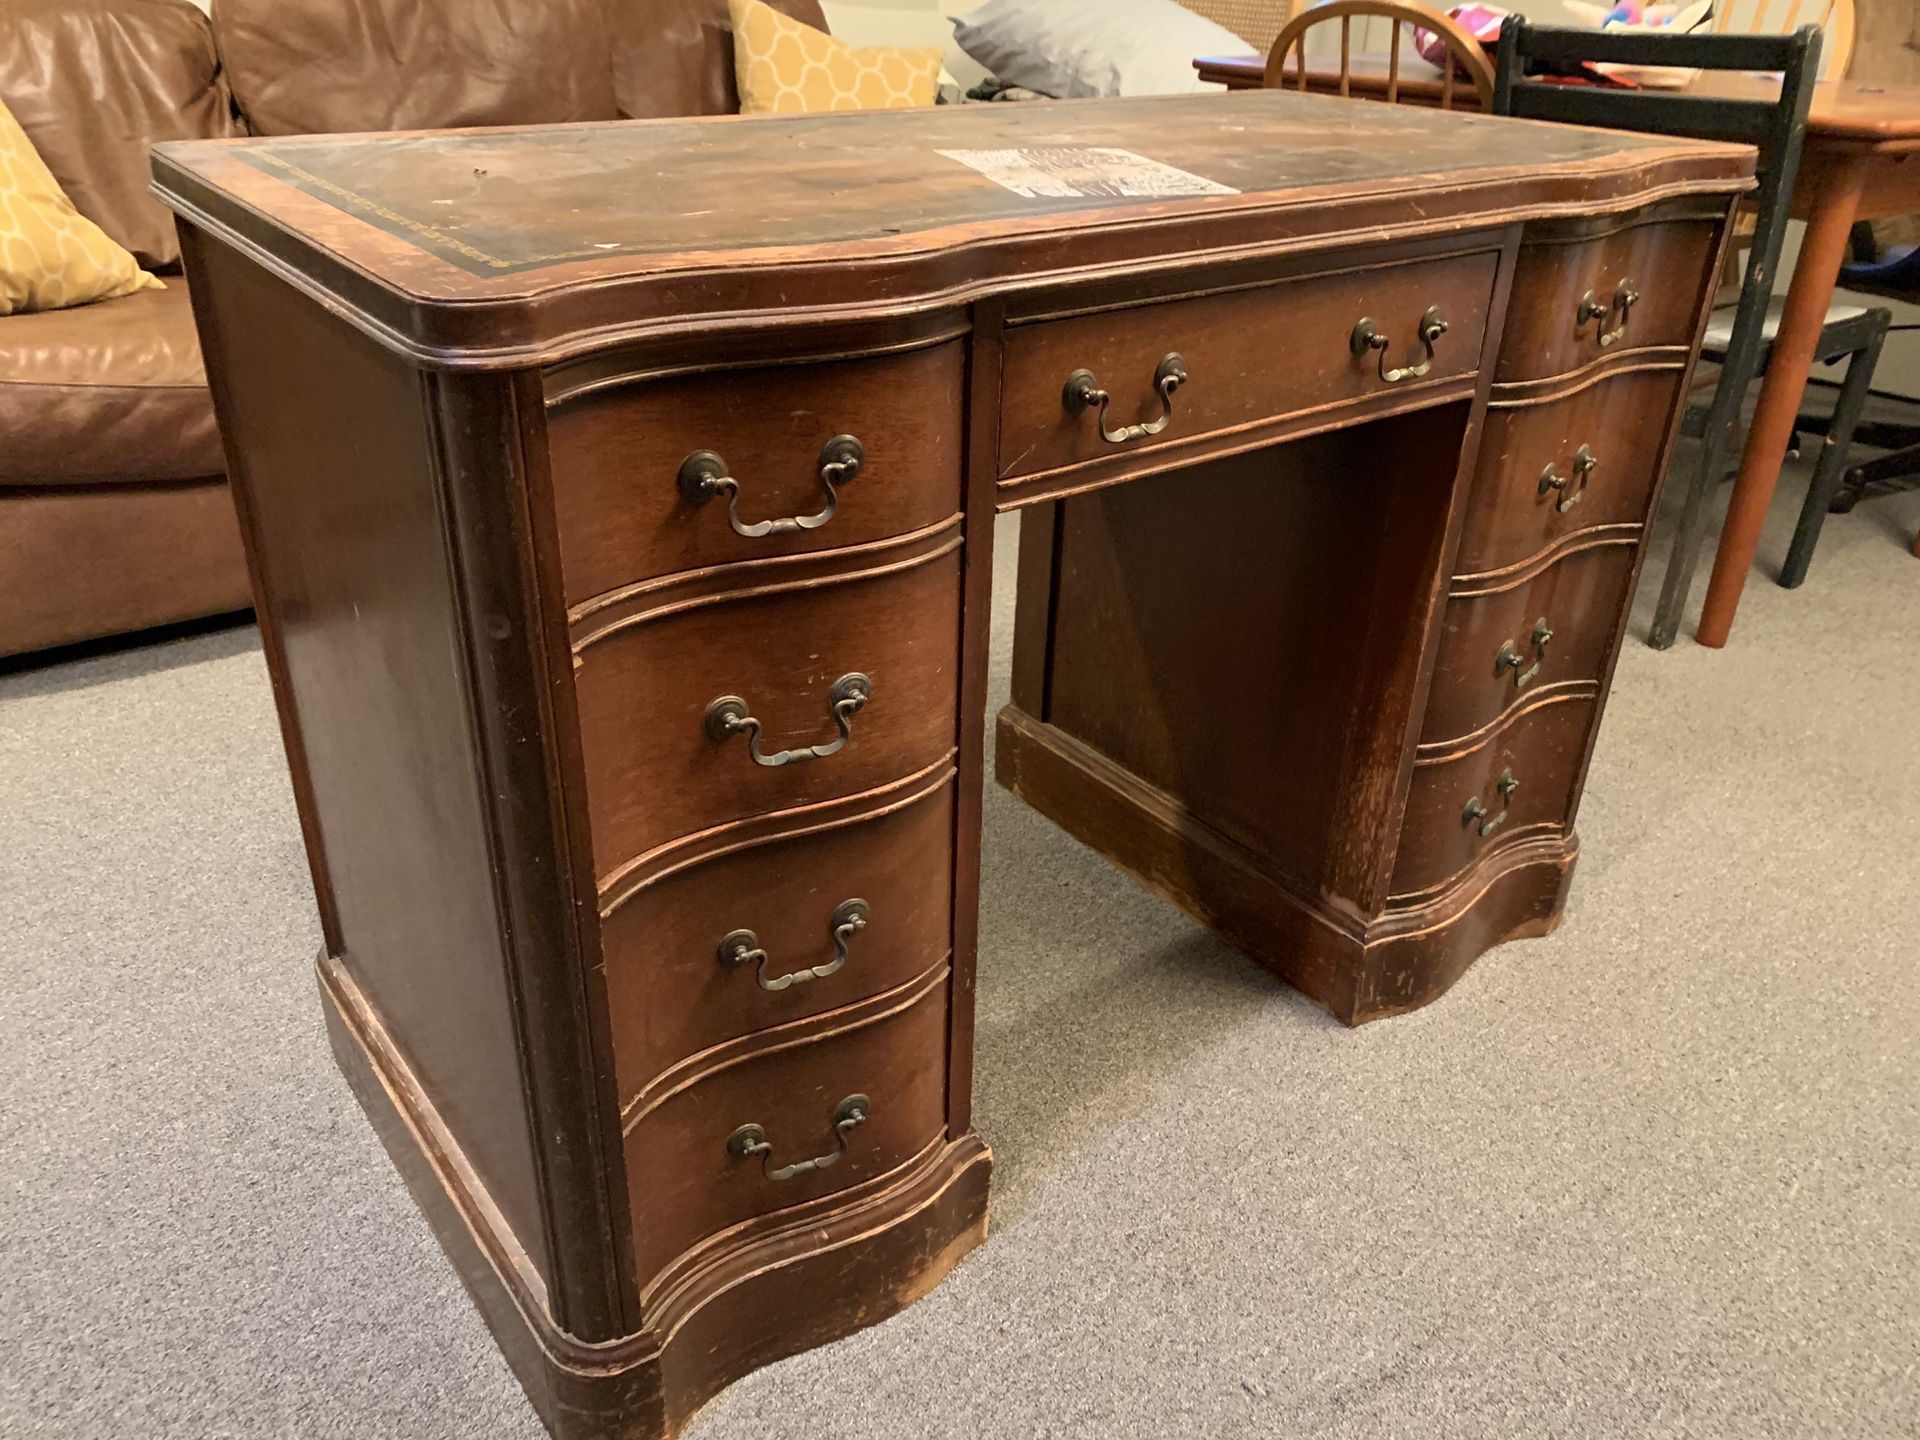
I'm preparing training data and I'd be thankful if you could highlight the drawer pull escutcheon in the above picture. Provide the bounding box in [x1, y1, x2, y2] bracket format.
[1462, 768, 1519, 839]
[1576, 282, 1638, 348]
[718, 898, 871, 992]
[1351, 307, 1450, 384]
[727, 1094, 871, 1182]
[676, 434, 865, 538]
[1063, 353, 1187, 444]
[1538, 445, 1597, 513]
[1494, 618, 1554, 689]
[704, 672, 870, 767]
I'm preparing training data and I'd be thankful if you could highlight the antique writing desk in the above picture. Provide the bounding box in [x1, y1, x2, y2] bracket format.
[153, 94, 1750, 1440]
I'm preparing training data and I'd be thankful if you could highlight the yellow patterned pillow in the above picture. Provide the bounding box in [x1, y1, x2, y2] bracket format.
[0, 97, 163, 316]
[731, 0, 943, 114]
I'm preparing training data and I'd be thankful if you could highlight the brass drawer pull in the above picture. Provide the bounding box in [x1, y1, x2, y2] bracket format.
[1462, 768, 1519, 839]
[1538, 444, 1597, 514]
[677, 434, 865, 538]
[1350, 306, 1449, 384]
[1494, 618, 1554, 689]
[718, 899, 870, 992]
[727, 1094, 870, 1182]
[1063, 353, 1187, 444]
[1576, 281, 1638, 348]
[705, 672, 870, 767]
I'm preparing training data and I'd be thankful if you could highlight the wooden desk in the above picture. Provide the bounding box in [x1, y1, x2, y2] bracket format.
[1200, 51, 1920, 642]
[152, 93, 1748, 1440]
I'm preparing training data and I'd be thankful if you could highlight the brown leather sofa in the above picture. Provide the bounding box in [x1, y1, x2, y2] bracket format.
[0, 0, 826, 659]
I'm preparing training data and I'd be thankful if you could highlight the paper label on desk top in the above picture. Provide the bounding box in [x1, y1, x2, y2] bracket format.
[937, 147, 1238, 200]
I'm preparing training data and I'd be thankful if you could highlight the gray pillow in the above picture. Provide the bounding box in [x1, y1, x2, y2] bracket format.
[951, 0, 1246, 99]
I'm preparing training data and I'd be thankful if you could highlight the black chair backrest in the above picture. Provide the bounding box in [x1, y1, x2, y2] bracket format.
[1491, 20, 1822, 439]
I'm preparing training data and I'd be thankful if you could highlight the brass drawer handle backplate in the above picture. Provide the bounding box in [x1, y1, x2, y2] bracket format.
[1462, 768, 1520, 839]
[677, 434, 865, 538]
[1063, 352, 1187, 444]
[727, 1094, 871, 1182]
[705, 672, 870, 768]
[1351, 306, 1449, 384]
[718, 898, 871, 992]
[1538, 444, 1597, 514]
[1494, 618, 1554, 690]
[1576, 282, 1638, 348]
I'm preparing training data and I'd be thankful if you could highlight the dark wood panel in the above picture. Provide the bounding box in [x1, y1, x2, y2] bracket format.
[622, 967, 950, 1292]
[177, 230, 556, 1296]
[1423, 539, 1637, 743]
[1392, 694, 1595, 900]
[546, 342, 965, 605]
[574, 548, 963, 876]
[998, 249, 1497, 480]
[602, 777, 955, 1105]
[1041, 408, 1469, 910]
[1462, 365, 1681, 574]
[1495, 219, 1721, 382]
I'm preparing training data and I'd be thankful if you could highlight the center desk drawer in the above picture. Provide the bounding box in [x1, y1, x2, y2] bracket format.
[574, 545, 962, 878]
[998, 249, 1499, 479]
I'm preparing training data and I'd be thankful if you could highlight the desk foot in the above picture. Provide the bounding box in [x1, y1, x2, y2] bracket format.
[318, 955, 992, 1440]
[996, 705, 1576, 1026]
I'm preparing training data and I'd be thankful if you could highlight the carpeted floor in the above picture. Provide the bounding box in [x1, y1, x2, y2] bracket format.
[3, 460, 1916, 1440]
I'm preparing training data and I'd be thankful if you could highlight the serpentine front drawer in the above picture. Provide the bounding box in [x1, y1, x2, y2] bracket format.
[1460, 367, 1680, 574]
[572, 540, 962, 878]
[545, 341, 965, 605]
[621, 961, 951, 1296]
[996, 248, 1499, 481]
[1422, 539, 1637, 745]
[1493, 210, 1723, 382]
[1391, 694, 1596, 903]
[600, 772, 957, 1103]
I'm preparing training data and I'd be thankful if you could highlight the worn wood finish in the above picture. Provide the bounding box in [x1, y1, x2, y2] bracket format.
[601, 774, 956, 1103]
[573, 546, 962, 874]
[546, 341, 965, 605]
[1462, 366, 1681, 573]
[622, 963, 950, 1292]
[1424, 539, 1637, 743]
[997, 247, 1498, 480]
[1392, 693, 1595, 900]
[156, 94, 1747, 1440]
[1493, 213, 1725, 382]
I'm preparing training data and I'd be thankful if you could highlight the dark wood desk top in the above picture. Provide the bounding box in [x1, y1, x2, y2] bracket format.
[153, 90, 1749, 367]
[1197, 53, 1920, 147]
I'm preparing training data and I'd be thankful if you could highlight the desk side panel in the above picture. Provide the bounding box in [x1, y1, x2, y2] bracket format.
[178, 228, 553, 1292]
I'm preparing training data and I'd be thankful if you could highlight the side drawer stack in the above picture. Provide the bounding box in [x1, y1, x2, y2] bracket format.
[543, 341, 968, 1302]
[1393, 203, 1721, 907]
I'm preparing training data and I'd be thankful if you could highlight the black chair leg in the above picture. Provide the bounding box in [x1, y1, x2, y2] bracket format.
[1840, 439, 1920, 491]
[1649, 414, 1734, 650]
[1780, 319, 1888, 589]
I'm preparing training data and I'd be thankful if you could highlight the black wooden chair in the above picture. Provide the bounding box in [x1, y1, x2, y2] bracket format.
[1779, 235, 1920, 572]
[1492, 20, 1892, 644]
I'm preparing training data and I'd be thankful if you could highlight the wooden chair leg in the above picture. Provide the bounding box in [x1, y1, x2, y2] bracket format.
[1779, 319, 1888, 590]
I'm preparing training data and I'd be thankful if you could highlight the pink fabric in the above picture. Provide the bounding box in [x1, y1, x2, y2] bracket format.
[1413, 4, 1508, 76]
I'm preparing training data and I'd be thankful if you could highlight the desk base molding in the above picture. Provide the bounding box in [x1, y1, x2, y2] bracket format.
[995, 706, 1575, 1025]
[319, 954, 991, 1440]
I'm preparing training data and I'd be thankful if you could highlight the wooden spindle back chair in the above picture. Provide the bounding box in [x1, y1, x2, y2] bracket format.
[1264, 0, 1496, 110]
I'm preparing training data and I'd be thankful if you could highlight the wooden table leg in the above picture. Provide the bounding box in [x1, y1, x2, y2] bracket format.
[1696, 154, 1867, 648]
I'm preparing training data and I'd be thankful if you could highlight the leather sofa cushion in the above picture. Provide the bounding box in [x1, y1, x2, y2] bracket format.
[614, 0, 832, 118]
[213, 0, 832, 135]
[0, 280, 222, 486]
[214, 0, 624, 137]
[0, 0, 239, 273]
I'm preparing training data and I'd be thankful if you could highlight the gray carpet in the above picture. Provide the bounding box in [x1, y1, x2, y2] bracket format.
[3, 460, 1917, 1440]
